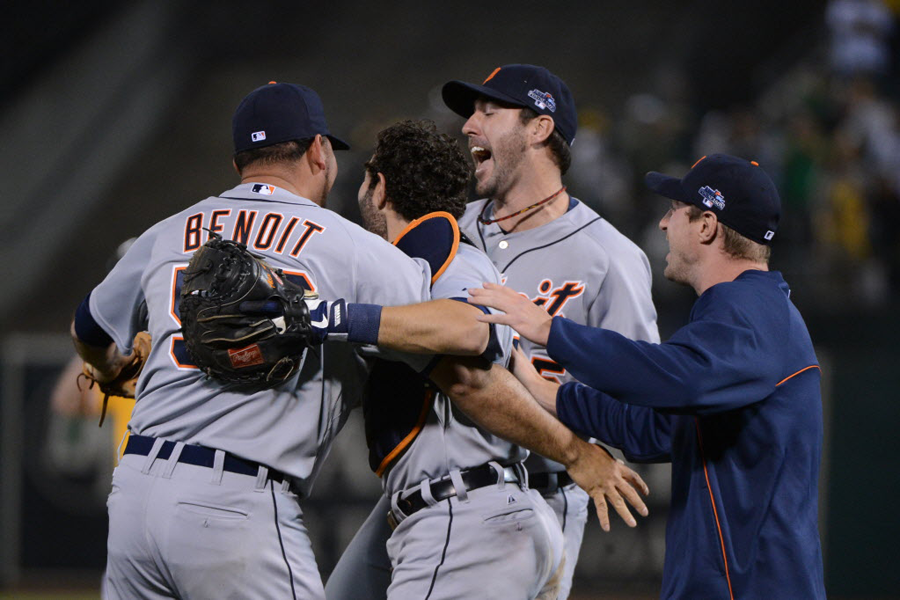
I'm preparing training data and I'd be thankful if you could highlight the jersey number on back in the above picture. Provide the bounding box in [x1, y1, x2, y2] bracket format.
[167, 265, 315, 368]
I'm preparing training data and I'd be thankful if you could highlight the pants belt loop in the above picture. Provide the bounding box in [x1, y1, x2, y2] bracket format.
[115, 431, 129, 465]
[488, 461, 506, 489]
[211, 449, 226, 485]
[280, 478, 291, 493]
[448, 469, 468, 503]
[141, 438, 165, 474]
[254, 466, 269, 492]
[514, 462, 529, 490]
[419, 478, 438, 507]
[162, 442, 185, 479]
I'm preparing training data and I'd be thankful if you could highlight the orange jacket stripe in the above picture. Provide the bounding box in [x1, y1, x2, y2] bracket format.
[695, 417, 735, 600]
[777, 365, 820, 387]
[375, 390, 434, 477]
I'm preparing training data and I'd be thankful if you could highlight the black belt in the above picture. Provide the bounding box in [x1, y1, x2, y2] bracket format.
[394, 463, 523, 519]
[123, 434, 290, 486]
[529, 471, 573, 493]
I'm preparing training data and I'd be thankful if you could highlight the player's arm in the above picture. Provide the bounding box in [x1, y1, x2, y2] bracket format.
[378, 299, 489, 355]
[507, 344, 561, 416]
[306, 298, 491, 356]
[71, 296, 132, 381]
[556, 382, 673, 463]
[429, 356, 650, 532]
[472, 282, 785, 415]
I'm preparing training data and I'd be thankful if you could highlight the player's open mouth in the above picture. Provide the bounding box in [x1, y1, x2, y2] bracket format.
[471, 146, 492, 164]
[471, 146, 492, 177]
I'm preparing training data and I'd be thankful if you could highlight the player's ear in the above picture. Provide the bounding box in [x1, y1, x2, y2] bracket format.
[306, 135, 328, 172]
[373, 172, 388, 211]
[232, 159, 240, 176]
[698, 211, 719, 245]
[529, 115, 555, 145]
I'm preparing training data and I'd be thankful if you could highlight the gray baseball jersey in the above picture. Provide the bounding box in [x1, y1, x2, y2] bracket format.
[380, 242, 523, 494]
[90, 183, 432, 599]
[327, 233, 564, 600]
[458, 196, 659, 598]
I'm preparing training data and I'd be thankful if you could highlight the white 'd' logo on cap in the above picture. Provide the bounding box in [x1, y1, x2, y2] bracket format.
[251, 131, 266, 142]
[764, 230, 775, 241]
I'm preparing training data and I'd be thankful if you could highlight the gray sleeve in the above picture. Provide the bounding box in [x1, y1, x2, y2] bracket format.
[432, 247, 512, 368]
[347, 234, 434, 372]
[87, 230, 157, 353]
[587, 244, 660, 344]
[350, 233, 432, 306]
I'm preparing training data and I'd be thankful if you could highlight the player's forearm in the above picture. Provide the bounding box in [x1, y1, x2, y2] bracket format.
[509, 351, 560, 416]
[70, 321, 127, 380]
[378, 299, 489, 355]
[431, 358, 582, 467]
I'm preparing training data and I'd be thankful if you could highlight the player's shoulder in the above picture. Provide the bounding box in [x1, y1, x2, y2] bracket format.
[703, 270, 790, 308]
[460, 199, 488, 229]
[563, 200, 648, 264]
[453, 241, 501, 280]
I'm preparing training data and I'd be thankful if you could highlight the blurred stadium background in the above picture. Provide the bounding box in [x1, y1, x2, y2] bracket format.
[2, 0, 899, 598]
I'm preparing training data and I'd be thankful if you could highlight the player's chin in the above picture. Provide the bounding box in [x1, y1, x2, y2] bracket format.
[474, 173, 495, 198]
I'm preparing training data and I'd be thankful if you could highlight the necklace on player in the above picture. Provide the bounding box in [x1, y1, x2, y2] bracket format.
[478, 186, 567, 225]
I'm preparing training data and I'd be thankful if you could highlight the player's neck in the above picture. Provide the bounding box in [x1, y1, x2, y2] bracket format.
[386, 213, 409, 244]
[692, 254, 769, 296]
[240, 164, 324, 205]
[490, 178, 569, 233]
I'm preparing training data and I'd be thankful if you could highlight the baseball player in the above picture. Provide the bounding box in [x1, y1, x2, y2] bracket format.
[323, 119, 651, 599]
[71, 82, 439, 599]
[447, 64, 660, 598]
[353, 118, 565, 599]
[470, 154, 826, 599]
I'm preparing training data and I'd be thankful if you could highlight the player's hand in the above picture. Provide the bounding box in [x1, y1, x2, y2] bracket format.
[509, 345, 560, 416]
[468, 282, 552, 346]
[566, 442, 649, 532]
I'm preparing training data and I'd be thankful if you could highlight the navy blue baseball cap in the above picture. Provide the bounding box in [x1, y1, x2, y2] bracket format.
[645, 154, 781, 245]
[232, 81, 349, 154]
[442, 64, 578, 146]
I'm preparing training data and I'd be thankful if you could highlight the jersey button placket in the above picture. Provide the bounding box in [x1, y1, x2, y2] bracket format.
[498, 240, 509, 249]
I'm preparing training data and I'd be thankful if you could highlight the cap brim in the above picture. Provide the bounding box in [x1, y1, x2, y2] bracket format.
[644, 171, 688, 202]
[327, 134, 350, 151]
[441, 80, 528, 118]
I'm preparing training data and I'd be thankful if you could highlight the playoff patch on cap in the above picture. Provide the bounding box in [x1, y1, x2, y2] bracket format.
[441, 64, 578, 146]
[645, 154, 782, 245]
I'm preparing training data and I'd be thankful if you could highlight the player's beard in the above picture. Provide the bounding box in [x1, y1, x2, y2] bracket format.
[359, 187, 388, 239]
[318, 159, 335, 207]
[475, 126, 529, 200]
[662, 243, 698, 288]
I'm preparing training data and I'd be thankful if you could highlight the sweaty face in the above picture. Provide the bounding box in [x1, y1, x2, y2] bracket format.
[358, 169, 388, 239]
[463, 100, 529, 199]
[658, 200, 699, 286]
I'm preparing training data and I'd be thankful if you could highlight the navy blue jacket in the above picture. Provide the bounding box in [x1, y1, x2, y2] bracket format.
[549, 270, 825, 599]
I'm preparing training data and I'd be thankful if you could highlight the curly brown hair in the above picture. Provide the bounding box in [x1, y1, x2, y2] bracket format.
[365, 120, 471, 221]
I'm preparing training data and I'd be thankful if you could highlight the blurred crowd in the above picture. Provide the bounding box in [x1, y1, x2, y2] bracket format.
[303, 3, 900, 315]
[567, 0, 900, 312]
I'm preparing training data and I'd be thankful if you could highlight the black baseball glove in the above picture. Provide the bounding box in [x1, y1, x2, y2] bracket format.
[179, 234, 313, 384]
